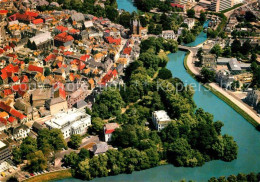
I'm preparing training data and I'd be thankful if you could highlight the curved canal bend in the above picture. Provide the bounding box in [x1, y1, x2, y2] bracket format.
[56, 12, 260, 182]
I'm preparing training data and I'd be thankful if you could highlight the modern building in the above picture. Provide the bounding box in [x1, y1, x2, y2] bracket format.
[0, 141, 11, 163]
[45, 108, 91, 139]
[211, 0, 234, 12]
[104, 123, 119, 142]
[152, 110, 171, 131]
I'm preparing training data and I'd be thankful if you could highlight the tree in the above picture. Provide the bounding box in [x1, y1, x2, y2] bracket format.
[20, 137, 38, 159]
[157, 68, 172, 80]
[210, 44, 222, 58]
[62, 152, 79, 167]
[241, 40, 252, 55]
[69, 134, 82, 149]
[221, 135, 238, 161]
[231, 39, 241, 54]
[199, 12, 206, 23]
[44, 67, 51, 76]
[26, 150, 47, 172]
[7, 176, 18, 182]
[89, 117, 105, 135]
[12, 147, 22, 164]
[92, 88, 125, 119]
[119, 12, 131, 28]
[200, 67, 216, 83]
[187, 9, 195, 18]
[245, 11, 256, 22]
[105, 6, 118, 21]
[213, 121, 224, 135]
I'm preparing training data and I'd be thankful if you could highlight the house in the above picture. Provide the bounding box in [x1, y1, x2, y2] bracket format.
[202, 54, 217, 69]
[161, 30, 176, 40]
[245, 90, 260, 112]
[11, 124, 30, 140]
[31, 89, 51, 108]
[67, 86, 88, 108]
[215, 69, 235, 89]
[92, 142, 108, 155]
[45, 108, 91, 139]
[184, 18, 195, 30]
[45, 97, 68, 115]
[0, 141, 11, 163]
[152, 110, 171, 131]
[104, 123, 119, 142]
[54, 32, 74, 47]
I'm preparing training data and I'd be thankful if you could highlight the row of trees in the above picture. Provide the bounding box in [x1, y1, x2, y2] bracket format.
[13, 129, 67, 172]
[208, 172, 260, 182]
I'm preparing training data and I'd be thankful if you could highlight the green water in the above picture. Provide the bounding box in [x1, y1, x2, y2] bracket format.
[56, 16, 260, 182]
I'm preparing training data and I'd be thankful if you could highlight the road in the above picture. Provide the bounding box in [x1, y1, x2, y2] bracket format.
[178, 45, 260, 125]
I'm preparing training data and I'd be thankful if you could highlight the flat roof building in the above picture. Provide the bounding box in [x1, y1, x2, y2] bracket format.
[45, 108, 91, 139]
[152, 110, 171, 131]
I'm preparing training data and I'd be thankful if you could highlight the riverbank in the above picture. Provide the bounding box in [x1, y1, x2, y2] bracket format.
[23, 169, 72, 182]
[182, 49, 260, 127]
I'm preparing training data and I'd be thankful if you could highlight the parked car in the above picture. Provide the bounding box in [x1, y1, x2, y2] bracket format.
[25, 175, 30, 178]
[30, 173, 34, 176]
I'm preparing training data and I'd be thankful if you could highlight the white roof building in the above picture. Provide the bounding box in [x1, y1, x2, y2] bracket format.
[29, 32, 53, 46]
[152, 110, 171, 131]
[45, 108, 91, 138]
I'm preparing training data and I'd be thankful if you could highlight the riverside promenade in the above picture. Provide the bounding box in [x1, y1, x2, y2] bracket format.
[178, 45, 260, 125]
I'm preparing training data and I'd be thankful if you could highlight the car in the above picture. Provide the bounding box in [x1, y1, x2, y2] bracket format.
[257, 114, 260, 117]
[25, 175, 30, 178]
[46, 169, 50, 172]
[43, 170, 47, 173]
[30, 173, 34, 176]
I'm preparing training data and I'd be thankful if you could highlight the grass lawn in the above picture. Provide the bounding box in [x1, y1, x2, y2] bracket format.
[23, 170, 72, 182]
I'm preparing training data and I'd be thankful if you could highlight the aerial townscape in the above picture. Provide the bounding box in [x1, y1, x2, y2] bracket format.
[0, 0, 259, 181]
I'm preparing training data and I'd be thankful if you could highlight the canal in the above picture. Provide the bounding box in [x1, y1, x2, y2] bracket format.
[56, 7, 260, 182]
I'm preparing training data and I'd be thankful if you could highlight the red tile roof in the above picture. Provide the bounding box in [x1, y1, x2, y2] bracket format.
[12, 76, 19, 82]
[45, 53, 57, 62]
[3, 89, 12, 96]
[8, 116, 16, 123]
[54, 32, 74, 43]
[0, 10, 8, 15]
[80, 55, 90, 61]
[32, 18, 43, 24]
[28, 65, 43, 73]
[106, 36, 121, 45]
[123, 47, 132, 55]
[20, 75, 29, 83]
[105, 129, 115, 134]
[170, 3, 184, 8]
[0, 117, 7, 125]
[56, 25, 68, 32]
[12, 84, 28, 92]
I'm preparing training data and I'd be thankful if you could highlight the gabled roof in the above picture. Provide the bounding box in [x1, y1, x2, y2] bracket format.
[28, 65, 43, 73]
[54, 32, 74, 43]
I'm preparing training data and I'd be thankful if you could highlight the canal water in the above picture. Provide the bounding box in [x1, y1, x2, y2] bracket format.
[56, 9, 260, 182]
[116, 0, 137, 13]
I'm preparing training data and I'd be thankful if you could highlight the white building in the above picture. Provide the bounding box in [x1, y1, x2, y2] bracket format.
[45, 108, 91, 139]
[161, 30, 177, 40]
[104, 123, 119, 142]
[152, 110, 171, 131]
[11, 124, 30, 141]
[184, 18, 195, 30]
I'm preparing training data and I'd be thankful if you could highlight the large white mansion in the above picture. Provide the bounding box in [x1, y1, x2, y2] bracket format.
[45, 108, 91, 139]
